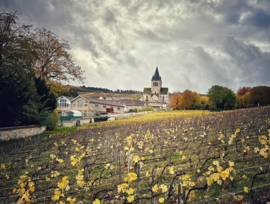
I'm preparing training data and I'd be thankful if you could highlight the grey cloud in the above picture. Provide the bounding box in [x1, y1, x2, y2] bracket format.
[1, 0, 270, 93]
[221, 36, 261, 65]
[244, 9, 270, 28]
[220, 36, 270, 86]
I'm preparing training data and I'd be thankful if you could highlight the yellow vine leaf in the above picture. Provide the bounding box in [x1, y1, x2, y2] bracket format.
[206, 177, 213, 186]
[152, 184, 159, 193]
[127, 195, 134, 203]
[117, 183, 128, 193]
[126, 188, 134, 195]
[159, 197, 165, 203]
[93, 199, 100, 204]
[244, 186, 249, 193]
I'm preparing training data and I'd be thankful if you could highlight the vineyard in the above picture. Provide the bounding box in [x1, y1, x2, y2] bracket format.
[1, 107, 270, 203]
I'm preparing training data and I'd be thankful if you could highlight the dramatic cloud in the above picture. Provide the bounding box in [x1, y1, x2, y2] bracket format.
[1, 0, 270, 93]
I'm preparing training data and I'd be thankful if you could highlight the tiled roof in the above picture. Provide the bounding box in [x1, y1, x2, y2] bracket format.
[83, 96, 124, 107]
[120, 99, 145, 106]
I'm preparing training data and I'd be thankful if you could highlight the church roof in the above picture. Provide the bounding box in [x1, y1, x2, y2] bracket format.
[152, 67, 162, 81]
[160, 88, 168, 94]
[143, 87, 168, 95]
[143, 88, 151, 94]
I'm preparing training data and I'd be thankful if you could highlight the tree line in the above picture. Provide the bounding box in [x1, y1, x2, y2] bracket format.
[79, 86, 142, 94]
[0, 10, 84, 128]
[170, 85, 270, 111]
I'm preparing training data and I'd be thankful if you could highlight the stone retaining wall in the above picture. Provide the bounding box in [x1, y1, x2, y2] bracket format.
[0, 125, 46, 141]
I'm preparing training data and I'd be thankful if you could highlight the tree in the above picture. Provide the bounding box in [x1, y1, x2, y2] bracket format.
[200, 96, 209, 109]
[0, 71, 39, 127]
[182, 90, 201, 109]
[249, 86, 265, 107]
[46, 80, 70, 97]
[33, 28, 85, 84]
[0, 10, 39, 127]
[237, 87, 251, 96]
[191, 91, 201, 109]
[170, 92, 183, 109]
[200, 96, 209, 104]
[237, 95, 246, 108]
[261, 86, 270, 106]
[0, 10, 57, 128]
[207, 85, 237, 110]
[182, 90, 193, 109]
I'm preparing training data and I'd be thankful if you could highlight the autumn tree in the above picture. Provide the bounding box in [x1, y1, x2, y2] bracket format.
[46, 80, 70, 97]
[261, 86, 270, 106]
[191, 91, 201, 109]
[237, 87, 251, 96]
[182, 90, 201, 109]
[200, 95, 209, 109]
[200, 96, 209, 104]
[249, 86, 265, 107]
[208, 85, 237, 110]
[236, 94, 249, 108]
[33, 28, 85, 93]
[236, 86, 252, 108]
[170, 92, 183, 109]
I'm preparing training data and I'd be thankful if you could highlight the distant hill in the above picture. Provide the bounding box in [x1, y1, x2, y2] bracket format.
[65, 85, 143, 99]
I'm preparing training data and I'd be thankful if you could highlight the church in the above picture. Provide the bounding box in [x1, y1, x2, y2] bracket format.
[142, 67, 169, 109]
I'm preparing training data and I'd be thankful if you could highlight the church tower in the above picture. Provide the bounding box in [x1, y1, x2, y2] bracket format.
[151, 67, 162, 94]
[143, 66, 169, 108]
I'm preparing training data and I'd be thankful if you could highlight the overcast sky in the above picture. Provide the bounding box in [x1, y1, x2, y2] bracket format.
[1, 0, 270, 94]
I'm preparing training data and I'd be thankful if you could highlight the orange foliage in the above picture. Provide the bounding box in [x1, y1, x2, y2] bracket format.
[200, 96, 209, 104]
[170, 93, 183, 109]
[182, 90, 201, 109]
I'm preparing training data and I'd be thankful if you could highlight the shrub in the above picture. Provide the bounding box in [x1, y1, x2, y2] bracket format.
[46, 109, 59, 130]
[143, 106, 153, 111]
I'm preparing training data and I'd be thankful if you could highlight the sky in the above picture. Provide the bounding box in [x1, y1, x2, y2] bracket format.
[1, 0, 270, 94]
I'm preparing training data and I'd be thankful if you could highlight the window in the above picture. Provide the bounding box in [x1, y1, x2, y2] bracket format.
[78, 100, 83, 107]
[85, 104, 88, 106]
[103, 106, 106, 108]
[73, 104, 76, 107]
[84, 111, 87, 117]
[95, 104, 99, 107]
[153, 82, 158, 87]
[117, 108, 120, 110]
[111, 106, 113, 109]
[59, 99, 69, 107]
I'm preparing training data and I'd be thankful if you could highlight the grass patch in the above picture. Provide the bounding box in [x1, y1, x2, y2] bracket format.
[37, 126, 78, 138]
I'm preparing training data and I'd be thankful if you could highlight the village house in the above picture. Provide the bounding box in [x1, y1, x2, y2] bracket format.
[120, 99, 146, 112]
[142, 67, 169, 109]
[57, 95, 125, 119]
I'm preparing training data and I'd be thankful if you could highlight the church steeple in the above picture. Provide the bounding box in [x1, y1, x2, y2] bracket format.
[152, 67, 162, 81]
[151, 67, 162, 94]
